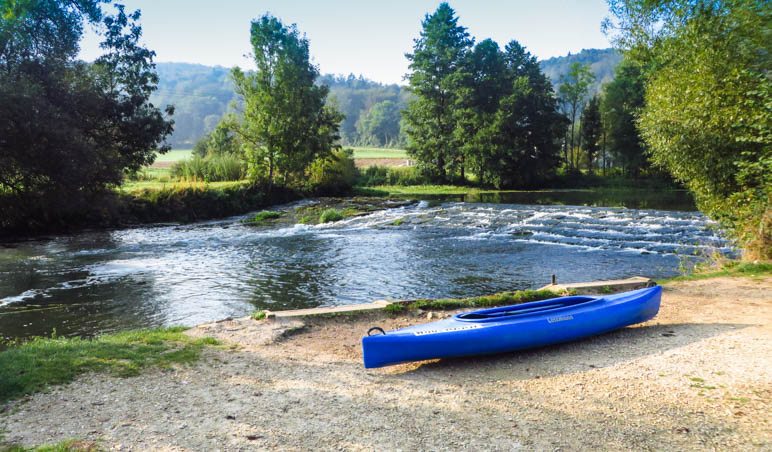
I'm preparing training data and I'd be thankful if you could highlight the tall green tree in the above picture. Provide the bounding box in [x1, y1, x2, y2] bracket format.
[230, 14, 343, 186]
[455, 40, 567, 188]
[0, 0, 173, 226]
[606, 0, 771, 259]
[558, 62, 596, 169]
[357, 100, 402, 147]
[489, 41, 567, 187]
[404, 2, 472, 182]
[454, 38, 507, 184]
[580, 95, 603, 173]
[600, 58, 647, 176]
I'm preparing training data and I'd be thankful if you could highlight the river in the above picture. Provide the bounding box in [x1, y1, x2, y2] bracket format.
[0, 190, 732, 341]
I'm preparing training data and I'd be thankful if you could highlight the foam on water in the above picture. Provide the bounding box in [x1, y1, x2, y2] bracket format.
[0, 199, 732, 339]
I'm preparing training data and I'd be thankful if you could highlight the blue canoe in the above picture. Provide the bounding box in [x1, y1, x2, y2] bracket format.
[362, 285, 662, 368]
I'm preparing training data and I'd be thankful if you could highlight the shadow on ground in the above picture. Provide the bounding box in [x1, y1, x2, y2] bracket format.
[391, 321, 753, 379]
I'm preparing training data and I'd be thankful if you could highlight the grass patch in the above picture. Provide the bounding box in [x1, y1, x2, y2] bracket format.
[244, 210, 281, 224]
[350, 147, 407, 159]
[384, 289, 565, 313]
[153, 149, 193, 163]
[0, 328, 219, 404]
[119, 179, 244, 193]
[390, 219, 405, 226]
[251, 310, 267, 321]
[319, 209, 344, 223]
[356, 184, 484, 196]
[658, 261, 772, 284]
[1, 440, 101, 452]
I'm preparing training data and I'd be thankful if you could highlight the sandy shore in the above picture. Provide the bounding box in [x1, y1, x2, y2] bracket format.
[2, 277, 771, 451]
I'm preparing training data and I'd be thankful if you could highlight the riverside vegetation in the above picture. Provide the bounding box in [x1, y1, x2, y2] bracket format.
[2, 1, 767, 259]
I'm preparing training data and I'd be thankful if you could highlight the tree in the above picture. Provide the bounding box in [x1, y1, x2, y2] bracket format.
[0, 1, 173, 217]
[404, 2, 472, 182]
[357, 100, 402, 147]
[580, 95, 603, 173]
[454, 38, 507, 185]
[489, 41, 567, 187]
[455, 40, 567, 188]
[230, 14, 343, 186]
[558, 62, 595, 169]
[606, 0, 771, 259]
[600, 58, 647, 176]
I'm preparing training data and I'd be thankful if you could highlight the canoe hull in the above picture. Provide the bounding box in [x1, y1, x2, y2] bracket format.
[362, 286, 662, 368]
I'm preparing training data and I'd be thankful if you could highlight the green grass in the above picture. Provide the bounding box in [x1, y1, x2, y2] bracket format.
[349, 147, 408, 159]
[356, 184, 485, 196]
[153, 149, 193, 163]
[1, 440, 101, 452]
[657, 261, 772, 284]
[319, 208, 344, 223]
[384, 289, 565, 313]
[0, 328, 219, 404]
[119, 179, 244, 193]
[251, 310, 267, 321]
[245, 210, 281, 224]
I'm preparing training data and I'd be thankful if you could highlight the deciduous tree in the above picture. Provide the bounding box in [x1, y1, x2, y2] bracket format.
[0, 0, 173, 216]
[230, 14, 343, 186]
[600, 58, 647, 176]
[580, 95, 603, 173]
[606, 0, 771, 259]
[558, 62, 595, 169]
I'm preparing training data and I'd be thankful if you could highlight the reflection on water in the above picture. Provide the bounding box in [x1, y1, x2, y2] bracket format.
[0, 190, 729, 340]
[408, 189, 697, 211]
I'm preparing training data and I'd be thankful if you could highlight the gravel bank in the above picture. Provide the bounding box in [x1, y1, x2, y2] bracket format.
[2, 277, 771, 451]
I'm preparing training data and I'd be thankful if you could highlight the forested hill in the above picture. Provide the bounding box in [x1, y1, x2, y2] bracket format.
[153, 48, 621, 148]
[539, 48, 622, 97]
[150, 63, 237, 148]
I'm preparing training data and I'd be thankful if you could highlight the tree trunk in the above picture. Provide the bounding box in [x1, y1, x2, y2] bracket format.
[602, 130, 607, 176]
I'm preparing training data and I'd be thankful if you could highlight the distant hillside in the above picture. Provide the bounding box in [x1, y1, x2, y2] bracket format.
[153, 49, 622, 148]
[151, 63, 237, 148]
[539, 48, 622, 98]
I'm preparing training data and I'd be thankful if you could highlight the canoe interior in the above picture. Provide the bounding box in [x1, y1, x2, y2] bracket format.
[456, 296, 599, 322]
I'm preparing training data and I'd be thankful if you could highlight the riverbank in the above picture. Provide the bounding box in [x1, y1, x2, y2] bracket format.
[2, 274, 770, 451]
[1, 171, 690, 240]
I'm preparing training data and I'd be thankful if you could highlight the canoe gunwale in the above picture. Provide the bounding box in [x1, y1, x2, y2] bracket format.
[454, 295, 602, 323]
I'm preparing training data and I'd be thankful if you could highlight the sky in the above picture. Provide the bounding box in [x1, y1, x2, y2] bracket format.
[79, 0, 613, 85]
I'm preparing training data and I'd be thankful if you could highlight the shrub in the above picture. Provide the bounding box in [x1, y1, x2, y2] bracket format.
[319, 209, 344, 223]
[170, 153, 246, 182]
[306, 149, 358, 194]
[249, 211, 281, 223]
[358, 165, 428, 186]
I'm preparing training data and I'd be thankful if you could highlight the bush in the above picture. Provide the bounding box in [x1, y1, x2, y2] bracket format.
[319, 209, 344, 223]
[306, 149, 358, 194]
[249, 211, 281, 223]
[358, 165, 428, 186]
[170, 153, 246, 182]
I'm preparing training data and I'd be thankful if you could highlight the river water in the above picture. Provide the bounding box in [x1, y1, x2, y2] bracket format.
[0, 190, 731, 341]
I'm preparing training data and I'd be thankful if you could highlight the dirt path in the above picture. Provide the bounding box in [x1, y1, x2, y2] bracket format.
[2, 277, 771, 451]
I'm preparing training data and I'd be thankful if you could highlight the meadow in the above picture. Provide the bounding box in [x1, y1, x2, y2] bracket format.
[150, 147, 407, 166]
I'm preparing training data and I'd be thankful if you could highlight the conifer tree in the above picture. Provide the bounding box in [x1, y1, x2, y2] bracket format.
[403, 3, 472, 182]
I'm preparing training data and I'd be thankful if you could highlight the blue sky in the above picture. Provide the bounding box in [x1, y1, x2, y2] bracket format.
[79, 1, 613, 85]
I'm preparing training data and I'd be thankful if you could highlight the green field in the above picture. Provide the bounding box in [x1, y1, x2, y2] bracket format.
[349, 147, 408, 159]
[152, 148, 406, 163]
[154, 149, 193, 162]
